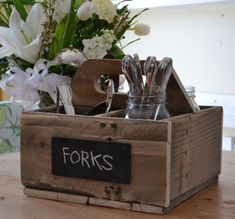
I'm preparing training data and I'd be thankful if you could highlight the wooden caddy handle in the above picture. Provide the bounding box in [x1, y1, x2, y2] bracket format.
[71, 59, 127, 108]
[71, 59, 196, 114]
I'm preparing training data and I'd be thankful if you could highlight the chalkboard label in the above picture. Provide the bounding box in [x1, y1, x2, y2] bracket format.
[52, 137, 131, 184]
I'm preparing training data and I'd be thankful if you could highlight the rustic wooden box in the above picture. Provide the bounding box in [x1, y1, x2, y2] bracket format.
[21, 59, 223, 214]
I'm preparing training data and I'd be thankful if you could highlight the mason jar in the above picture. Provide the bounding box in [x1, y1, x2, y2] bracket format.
[184, 85, 200, 111]
[125, 91, 170, 120]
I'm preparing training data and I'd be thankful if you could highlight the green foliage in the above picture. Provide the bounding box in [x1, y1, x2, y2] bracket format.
[13, 0, 28, 21]
[72, 2, 148, 58]
[38, 91, 54, 107]
[61, 0, 77, 49]
[20, 0, 35, 4]
[0, 0, 35, 23]
[0, 0, 34, 4]
[0, 2, 12, 26]
[108, 44, 125, 59]
[12, 56, 33, 71]
[0, 0, 149, 82]
[60, 64, 77, 78]
[48, 17, 67, 59]
[39, 0, 57, 59]
[48, 0, 78, 59]
[0, 58, 9, 77]
[74, 0, 85, 9]
[48, 64, 77, 79]
[73, 14, 114, 49]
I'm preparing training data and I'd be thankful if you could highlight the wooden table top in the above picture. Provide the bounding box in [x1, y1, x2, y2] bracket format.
[0, 151, 235, 219]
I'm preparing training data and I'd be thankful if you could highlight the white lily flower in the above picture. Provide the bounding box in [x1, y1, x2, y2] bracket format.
[0, 3, 47, 63]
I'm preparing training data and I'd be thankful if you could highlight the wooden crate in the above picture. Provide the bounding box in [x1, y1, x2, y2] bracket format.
[21, 59, 223, 214]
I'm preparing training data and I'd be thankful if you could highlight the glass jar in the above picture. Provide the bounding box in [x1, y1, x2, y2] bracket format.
[184, 85, 200, 111]
[125, 91, 170, 120]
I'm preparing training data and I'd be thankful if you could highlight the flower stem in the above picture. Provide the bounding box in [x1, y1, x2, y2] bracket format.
[61, 0, 76, 49]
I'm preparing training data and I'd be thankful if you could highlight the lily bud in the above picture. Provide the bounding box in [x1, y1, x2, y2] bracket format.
[133, 23, 150, 36]
[77, 1, 94, 21]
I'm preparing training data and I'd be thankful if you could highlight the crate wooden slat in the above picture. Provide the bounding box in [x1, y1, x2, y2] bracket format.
[21, 113, 171, 207]
[169, 107, 222, 200]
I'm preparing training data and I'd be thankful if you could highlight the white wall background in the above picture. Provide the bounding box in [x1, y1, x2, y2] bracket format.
[122, 1, 235, 95]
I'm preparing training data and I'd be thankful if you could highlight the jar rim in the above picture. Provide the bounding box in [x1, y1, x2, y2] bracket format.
[184, 85, 195, 94]
[127, 90, 166, 98]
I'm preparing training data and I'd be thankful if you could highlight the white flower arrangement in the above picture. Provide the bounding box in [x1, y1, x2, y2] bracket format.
[82, 29, 116, 58]
[92, 0, 117, 23]
[0, 0, 150, 109]
[0, 4, 46, 63]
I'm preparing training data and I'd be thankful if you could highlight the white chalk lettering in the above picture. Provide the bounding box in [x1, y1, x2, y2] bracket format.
[61, 147, 114, 171]
[101, 155, 113, 171]
[81, 150, 90, 168]
[62, 147, 70, 164]
[90, 151, 103, 171]
[70, 150, 81, 164]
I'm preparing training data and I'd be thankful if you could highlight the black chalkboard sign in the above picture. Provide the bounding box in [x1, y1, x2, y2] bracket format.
[52, 137, 131, 184]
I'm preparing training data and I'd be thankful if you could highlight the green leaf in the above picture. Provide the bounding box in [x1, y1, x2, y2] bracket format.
[4, 4, 12, 18]
[61, 0, 77, 49]
[13, 0, 27, 21]
[0, 3, 12, 26]
[13, 56, 33, 71]
[108, 45, 125, 59]
[0, 57, 9, 76]
[20, 0, 35, 4]
[75, 0, 85, 9]
[0, 14, 9, 27]
[48, 65, 63, 74]
[48, 17, 67, 59]
[129, 8, 149, 24]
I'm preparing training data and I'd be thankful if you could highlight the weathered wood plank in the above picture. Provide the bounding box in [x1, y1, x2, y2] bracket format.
[21, 136, 169, 206]
[24, 188, 57, 200]
[58, 192, 88, 204]
[165, 176, 218, 213]
[167, 69, 196, 114]
[21, 113, 169, 142]
[131, 203, 164, 214]
[89, 198, 131, 210]
[169, 107, 222, 200]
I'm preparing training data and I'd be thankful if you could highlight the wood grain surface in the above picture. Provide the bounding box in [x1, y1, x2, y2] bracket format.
[0, 151, 234, 218]
[169, 106, 223, 200]
[21, 113, 170, 206]
[20, 106, 222, 212]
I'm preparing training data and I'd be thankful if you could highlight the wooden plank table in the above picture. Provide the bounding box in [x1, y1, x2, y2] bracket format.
[0, 151, 235, 219]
